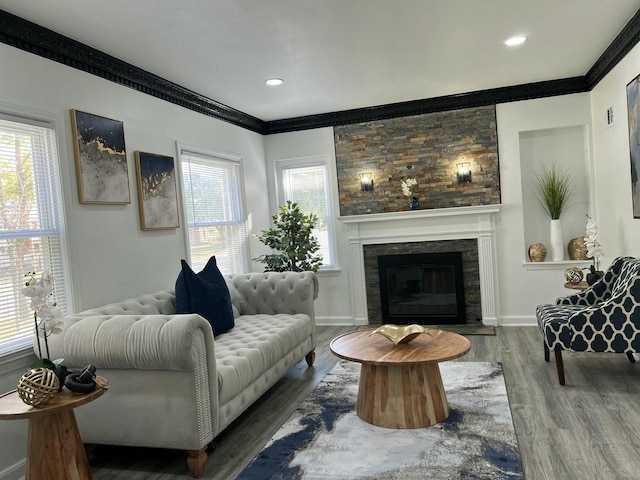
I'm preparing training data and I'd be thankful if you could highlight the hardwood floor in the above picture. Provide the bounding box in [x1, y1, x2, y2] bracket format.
[89, 326, 640, 479]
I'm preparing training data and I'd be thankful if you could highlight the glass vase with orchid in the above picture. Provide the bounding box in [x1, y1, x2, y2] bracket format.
[401, 178, 419, 209]
[584, 216, 604, 279]
[22, 271, 63, 369]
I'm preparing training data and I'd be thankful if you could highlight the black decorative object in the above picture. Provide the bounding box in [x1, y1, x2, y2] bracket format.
[409, 197, 420, 210]
[64, 365, 97, 393]
[53, 364, 68, 392]
[586, 272, 602, 286]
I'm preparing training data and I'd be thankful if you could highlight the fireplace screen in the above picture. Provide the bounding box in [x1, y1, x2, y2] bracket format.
[378, 252, 466, 325]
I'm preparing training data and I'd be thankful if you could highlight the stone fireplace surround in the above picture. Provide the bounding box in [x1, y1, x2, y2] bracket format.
[365, 239, 480, 326]
[338, 205, 501, 326]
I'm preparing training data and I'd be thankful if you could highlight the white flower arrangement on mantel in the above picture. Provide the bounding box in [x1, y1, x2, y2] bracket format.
[401, 178, 417, 197]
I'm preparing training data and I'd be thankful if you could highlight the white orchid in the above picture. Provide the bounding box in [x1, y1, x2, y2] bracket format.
[401, 178, 417, 197]
[22, 271, 63, 361]
[584, 216, 602, 273]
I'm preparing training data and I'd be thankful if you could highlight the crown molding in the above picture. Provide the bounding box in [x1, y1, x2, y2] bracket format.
[1, 8, 639, 135]
[585, 8, 640, 89]
[263, 77, 589, 134]
[0, 10, 266, 133]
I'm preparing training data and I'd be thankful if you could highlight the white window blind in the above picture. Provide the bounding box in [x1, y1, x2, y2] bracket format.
[0, 114, 70, 356]
[282, 164, 334, 267]
[179, 150, 249, 275]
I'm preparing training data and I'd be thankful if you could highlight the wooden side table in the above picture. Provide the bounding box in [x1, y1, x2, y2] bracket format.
[564, 281, 589, 291]
[0, 377, 107, 480]
[330, 328, 470, 429]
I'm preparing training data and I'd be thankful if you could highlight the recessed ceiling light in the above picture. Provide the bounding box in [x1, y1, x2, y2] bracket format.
[505, 35, 527, 47]
[265, 78, 284, 86]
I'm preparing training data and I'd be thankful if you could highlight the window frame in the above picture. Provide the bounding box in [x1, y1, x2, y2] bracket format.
[274, 155, 339, 271]
[0, 110, 72, 357]
[176, 144, 250, 275]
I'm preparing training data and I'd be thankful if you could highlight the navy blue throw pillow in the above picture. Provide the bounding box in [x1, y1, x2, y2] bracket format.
[175, 257, 235, 335]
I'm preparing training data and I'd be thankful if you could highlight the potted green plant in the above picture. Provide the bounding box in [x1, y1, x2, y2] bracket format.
[254, 201, 322, 272]
[533, 163, 576, 261]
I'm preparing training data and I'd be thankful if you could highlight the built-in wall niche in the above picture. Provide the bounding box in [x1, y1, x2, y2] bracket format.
[519, 125, 591, 263]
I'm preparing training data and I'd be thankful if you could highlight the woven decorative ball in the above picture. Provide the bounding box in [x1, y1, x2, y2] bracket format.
[564, 267, 584, 284]
[17, 368, 60, 407]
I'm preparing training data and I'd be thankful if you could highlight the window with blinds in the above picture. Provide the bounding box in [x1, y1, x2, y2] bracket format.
[0, 114, 71, 356]
[281, 163, 335, 267]
[179, 150, 249, 275]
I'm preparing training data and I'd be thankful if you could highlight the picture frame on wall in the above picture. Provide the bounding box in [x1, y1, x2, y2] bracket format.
[134, 151, 180, 230]
[71, 109, 130, 204]
[627, 73, 640, 218]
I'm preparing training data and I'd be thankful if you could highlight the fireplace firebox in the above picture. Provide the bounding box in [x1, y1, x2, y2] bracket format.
[378, 252, 466, 325]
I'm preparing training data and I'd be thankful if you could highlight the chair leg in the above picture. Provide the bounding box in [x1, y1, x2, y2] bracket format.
[544, 342, 550, 362]
[626, 352, 636, 363]
[554, 350, 565, 385]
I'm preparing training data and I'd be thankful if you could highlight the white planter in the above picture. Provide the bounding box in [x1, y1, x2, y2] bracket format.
[549, 219, 564, 261]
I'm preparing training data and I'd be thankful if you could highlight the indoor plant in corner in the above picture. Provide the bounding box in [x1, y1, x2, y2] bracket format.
[254, 201, 322, 272]
[533, 163, 576, 262]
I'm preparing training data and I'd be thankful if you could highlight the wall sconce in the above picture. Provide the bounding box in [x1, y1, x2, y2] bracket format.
[360, 173, 374, 191]
[456, 163, 472, 183]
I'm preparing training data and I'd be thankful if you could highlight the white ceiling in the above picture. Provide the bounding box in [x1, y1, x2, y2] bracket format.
[2, 0, 640, 121]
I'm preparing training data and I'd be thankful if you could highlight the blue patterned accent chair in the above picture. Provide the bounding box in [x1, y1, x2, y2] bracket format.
[536, 256, 640, 385]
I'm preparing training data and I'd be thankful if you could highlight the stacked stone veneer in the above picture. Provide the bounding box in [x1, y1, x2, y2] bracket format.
[334, 105, 500, 216]
[363, 239, 481, 325]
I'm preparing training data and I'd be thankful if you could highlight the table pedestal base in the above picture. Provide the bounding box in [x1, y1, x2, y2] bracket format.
[27, 409, 92, 480]
[357, 362, 449, 428]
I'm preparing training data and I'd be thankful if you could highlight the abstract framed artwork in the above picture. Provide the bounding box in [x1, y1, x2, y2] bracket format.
[71, 109, 130, 204]
[627, 73, 640, 218]
[134, 151, 180, 230]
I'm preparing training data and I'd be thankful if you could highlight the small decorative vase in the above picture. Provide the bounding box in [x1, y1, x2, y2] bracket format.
[568, 237, 589, 260]
[549, 219, 564, 261]
[409, 197, 419, 210]
[528, 243, 547, 262]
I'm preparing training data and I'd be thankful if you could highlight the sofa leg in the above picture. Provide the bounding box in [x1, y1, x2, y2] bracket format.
[544, 342, 550, 362]
[626, 352, 637, 363]
[187, 447, 207, 478]
[554, 350, 565, 385]
[305, 350, 316, 367]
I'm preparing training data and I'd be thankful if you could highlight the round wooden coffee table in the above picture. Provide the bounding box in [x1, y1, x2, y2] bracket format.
[0, 378, 108, 479]
[330, 328, 470, 428]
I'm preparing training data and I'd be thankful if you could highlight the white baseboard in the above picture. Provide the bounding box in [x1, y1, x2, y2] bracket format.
[499, 315, 537, 326]
[315, 316, 355, 326]
[0, 459, 25, 480]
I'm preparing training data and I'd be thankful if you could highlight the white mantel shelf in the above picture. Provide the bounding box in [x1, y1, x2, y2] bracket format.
[338, 204, 502, 326]
[338, 204, 501, 224]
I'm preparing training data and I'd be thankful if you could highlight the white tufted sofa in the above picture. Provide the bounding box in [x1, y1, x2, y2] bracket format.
[46, 271, 318, 478]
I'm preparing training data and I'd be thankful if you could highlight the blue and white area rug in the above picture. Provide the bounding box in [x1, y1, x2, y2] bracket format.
[238, 361, 523, 480]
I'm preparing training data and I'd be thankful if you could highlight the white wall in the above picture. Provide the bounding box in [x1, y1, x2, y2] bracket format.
[590, 42, 640, 260]
[0, 43, 271, 477]
[263, 128, 354, 324]
[0, 43, 270, 311]
[519, 125, 590, 252]
[496, 93, 594, 324]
